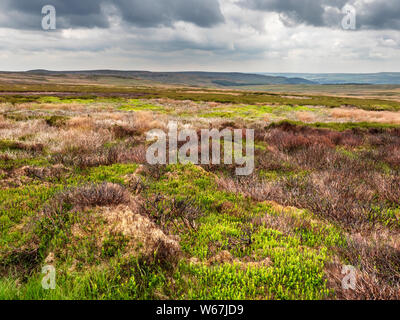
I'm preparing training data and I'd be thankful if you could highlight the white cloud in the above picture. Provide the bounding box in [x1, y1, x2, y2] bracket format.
[0, 0, 399, 72]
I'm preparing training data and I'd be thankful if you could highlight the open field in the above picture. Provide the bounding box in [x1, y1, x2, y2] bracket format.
[242, 84, 400, 102]
[0, 79, 399, 300]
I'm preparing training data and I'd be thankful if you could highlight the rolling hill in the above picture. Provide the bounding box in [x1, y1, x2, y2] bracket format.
[24, 70, 316, 87]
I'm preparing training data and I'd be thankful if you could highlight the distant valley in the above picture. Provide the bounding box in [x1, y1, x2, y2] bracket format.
[261, 72, 400, 85]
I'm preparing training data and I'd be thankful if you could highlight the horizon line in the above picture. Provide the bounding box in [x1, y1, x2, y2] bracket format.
[1, 69, 400, 74]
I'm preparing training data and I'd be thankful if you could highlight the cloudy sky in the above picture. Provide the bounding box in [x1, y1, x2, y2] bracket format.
[0, 0, 399, 72]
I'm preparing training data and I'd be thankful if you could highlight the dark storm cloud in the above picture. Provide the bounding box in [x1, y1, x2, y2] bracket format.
[115, 0, 224, 28]
[0, 0, 109, 29]
[0, 0, 108, 29]
[357, 1, 400, 30]
[0, 0, 224, 29]
[239, 0, 400, 30]
[1, 0, 399, 31]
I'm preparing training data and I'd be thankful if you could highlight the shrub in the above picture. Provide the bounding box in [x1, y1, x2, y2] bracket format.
[23, 164, 69, 181]
[265, 129, 312, 152]
[52, 145, 146, 169]
[140, 194, 203, 232]
[0, 140, 44, 153]
[43, 183, 131, 222]
[111, 125, 138, 139]
[45, 116, 68, 128]
[328, 234, 400, 300]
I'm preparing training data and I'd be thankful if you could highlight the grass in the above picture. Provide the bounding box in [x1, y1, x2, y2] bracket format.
[0, 164, 340, 300]
[1, 81, 400, 111]
[75, 164, 139, 184]
[140, 164, 341, 300]
[118, 99, 167, 112]
[0, 85, 399, 300]
[269, 120, 400, 131]
[199, 104, 319, 120]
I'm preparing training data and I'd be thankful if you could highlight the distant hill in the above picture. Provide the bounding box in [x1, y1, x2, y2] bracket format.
[260, 72, 400, 85]
[25, 70, 316, 87]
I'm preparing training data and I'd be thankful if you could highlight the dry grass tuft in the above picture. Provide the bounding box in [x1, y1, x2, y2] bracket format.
[296, 111, 317, 123]
[101, 205, 181, 265]
[133, 111, 167, 134]
[15, 164, 69, 180]
[330, 108, 400, 124]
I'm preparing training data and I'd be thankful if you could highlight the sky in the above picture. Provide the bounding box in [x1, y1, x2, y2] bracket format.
[0, 0, 399, 73]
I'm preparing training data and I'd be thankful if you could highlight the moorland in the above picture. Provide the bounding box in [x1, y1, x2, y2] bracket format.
[0, 71, 399, 300]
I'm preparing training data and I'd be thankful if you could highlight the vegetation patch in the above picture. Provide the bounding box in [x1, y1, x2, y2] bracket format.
[1, 88, 399, 300]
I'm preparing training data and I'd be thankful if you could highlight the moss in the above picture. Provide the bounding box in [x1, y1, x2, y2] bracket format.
[199, 104, 320, 120]
[118, 99, 167, 112]
[0, 140, 24, 151]
[259, 169, 310, 181]
[0, 157, 50, 170]
[138, 164, 344, 299]
[39, 96, 96, 104]
[73, 164, 139, 184]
